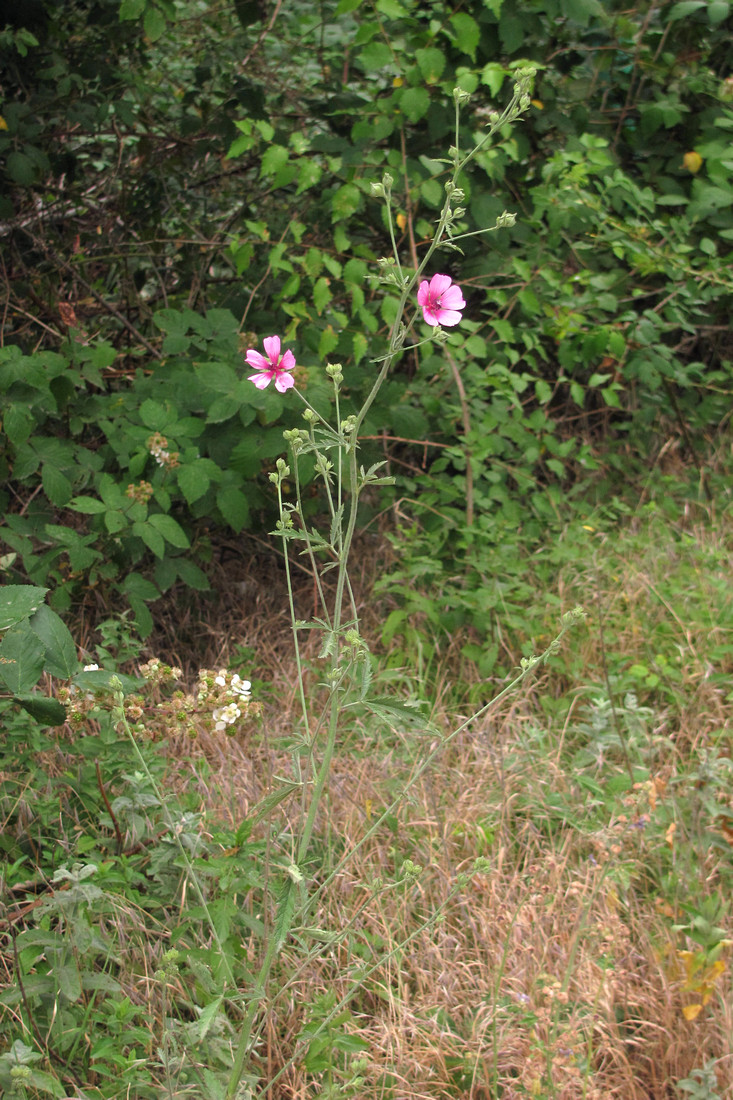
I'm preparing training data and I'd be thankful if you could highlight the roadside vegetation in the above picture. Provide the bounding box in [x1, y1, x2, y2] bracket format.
[1, 1, 731, 1097]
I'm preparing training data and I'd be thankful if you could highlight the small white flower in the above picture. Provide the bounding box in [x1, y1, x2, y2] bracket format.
[214, 674, 227, 687]
[230, 675, 251, 698]
[212, 703, 241, 731]
[83, 663, 100, 672]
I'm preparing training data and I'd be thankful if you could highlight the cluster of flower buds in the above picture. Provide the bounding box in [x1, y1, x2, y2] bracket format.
[126, 480, 155, 504]
[147, 433, 180, 469]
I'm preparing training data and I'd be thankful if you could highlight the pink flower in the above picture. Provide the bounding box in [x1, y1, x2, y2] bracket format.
[417, 274, 466, 327]
[246, 335, 296, 393]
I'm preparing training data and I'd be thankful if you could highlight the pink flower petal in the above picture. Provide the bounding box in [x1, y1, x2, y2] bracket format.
[248, 371, 273, 389]
[245, 349, 269, 370]
[279, 348, 296, 371]
[440, 285, 466, 310]
[262, 335, 281, 364]
[436, 309, 462, 326]
[429, 273, 453, 296]
[274, 372, 295, 393]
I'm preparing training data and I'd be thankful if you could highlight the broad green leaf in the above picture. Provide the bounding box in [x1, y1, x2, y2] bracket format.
[355, 41, 392, 72]
[42, 465, 72, 507]
[176, 559, 210, 591]
[260, 145, 289, 178]
[352, 331, 368, 365]
[128, 596, 153, 637]
[56, 962, 82, 1002]
[121, 572, 160, 601]
[331, 183, 361, 223]
[667, 0, 706, 19]
[178, 463, 211, 504]
[132, 521, 165, 558]
[295, 158, 322, 194]
[13, 694, 68, 726]
[0, 585, 48, 630]
[318, 327, 339, 358]
[139, 398, 172, 431]
[415, 47, 446, 84]
[313, 276, 332, 314]
[2, 404, 34, 445]
[69, 495, 107, 515]
[104, 510, 127, 534]
[143, 3, 167, 40]
[449, 13, 480, 60]
[399, 86, 430, 123]
[28, 605, 78, 678]
[0, 623, 46, 693]
[6, 151, 36, 185]
[481, 62, 506, 96]
[119, 0, 146, 19]
[707, 0, 730, 23]
[217, 486, 250, 532]
[148, 513, 190, 548]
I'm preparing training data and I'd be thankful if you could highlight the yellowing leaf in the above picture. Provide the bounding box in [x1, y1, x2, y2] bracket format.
[0, 115, 8, 131]
[681, 151, 703, 173]
[392, 76, 404, 88]
[531, 99, 544, 109]
[396, 213, 407, 230]
[682, 1003, 703, 1021]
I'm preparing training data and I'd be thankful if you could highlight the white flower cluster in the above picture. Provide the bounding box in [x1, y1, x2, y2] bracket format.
[203, 669, 253, 734]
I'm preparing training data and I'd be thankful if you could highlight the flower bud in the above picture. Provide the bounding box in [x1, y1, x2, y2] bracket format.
[496, 210, 517, 228]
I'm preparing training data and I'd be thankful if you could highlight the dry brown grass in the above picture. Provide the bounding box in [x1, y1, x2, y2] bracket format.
[145, 501, 733, 1099]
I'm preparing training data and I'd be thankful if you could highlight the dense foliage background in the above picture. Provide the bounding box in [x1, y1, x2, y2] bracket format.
[1, 0, 731, 648]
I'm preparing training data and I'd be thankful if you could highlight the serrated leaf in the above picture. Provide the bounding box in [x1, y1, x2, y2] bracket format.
[69, 495, 107, 515]
[0, 585, 49, 630]
[0, 623, 46, 692]
[144, 3, 167, 40]
[119, 0, 146, 18]
[274, 878, 296, 950]
[121, 572, 160, 601]
[28, 605, 78, 678]
[139, 398, 171, 430]
[176, 559, 210, 591]
[260, 145, 289, 178]
[331, 183, 361, 223]
[133, 521, 165, 558]
[178, 463, 211, 504]
[148, 512, 190, 548]
[352, 331, 368, 365]
[2, 404, 34, 445]
[450, 12, 480, 60]
[41, 465, 72, 507]
[399, 86, 430, 122]
[415, 47, 446, 84]
[217, 486, 250, 533]
[251, 781, 302, 826]
[13, 694, 68, 726]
